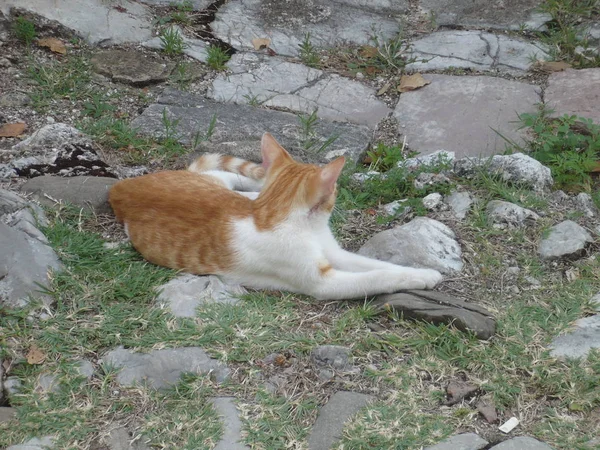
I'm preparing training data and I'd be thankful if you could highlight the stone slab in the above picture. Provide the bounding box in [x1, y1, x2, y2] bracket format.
[407, 31, 547, 73]
[420, 0, 548, 30]
[20, 176, 118, 215]
[425, 432, 489, 450]
[212, 0, 407, 57]
[372, 290, 496, 340]
[91, 49, 175, 86]
[549, 314, 600, 360]
[103, 346, 230, 389]
[131, 89, 372, 164]
[5, 436, 55, 450]
[489, 436, 554, 449]
[211, 397, 250, 450]
[138, 0, 211, 8]
[1, 0, 153, 45]
[545, 68, 600, 124]
[307, 391, 373, 450]
[538, 220, 593, 259]
[394, 75, 540, 158]
[208, 53, 391, 126]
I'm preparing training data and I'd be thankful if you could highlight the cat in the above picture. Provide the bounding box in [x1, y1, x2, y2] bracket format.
[108, 133, 443, 300]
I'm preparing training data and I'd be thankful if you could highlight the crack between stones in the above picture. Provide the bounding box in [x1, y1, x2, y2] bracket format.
[412, 50, 490, 67]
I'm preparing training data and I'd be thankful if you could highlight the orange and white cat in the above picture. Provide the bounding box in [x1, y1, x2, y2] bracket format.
[109, 133, 442, 300]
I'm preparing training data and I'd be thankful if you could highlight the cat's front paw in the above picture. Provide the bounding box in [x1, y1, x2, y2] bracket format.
[416, 268, 443, 289]
[392, 268, 442, 290]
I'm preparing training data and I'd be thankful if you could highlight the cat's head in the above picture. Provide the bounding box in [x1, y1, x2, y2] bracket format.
[258, 132, 345, 215]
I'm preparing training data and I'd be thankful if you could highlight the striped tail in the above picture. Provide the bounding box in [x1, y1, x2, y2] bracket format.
[188, 154, 265, 180]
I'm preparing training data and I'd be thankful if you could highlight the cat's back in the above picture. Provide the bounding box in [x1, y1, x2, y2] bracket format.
[109, 170, 252, 274]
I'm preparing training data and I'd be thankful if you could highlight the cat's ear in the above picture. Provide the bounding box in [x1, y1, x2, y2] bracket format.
[320, 156, 346, 195]
[261, 132, 292, 169]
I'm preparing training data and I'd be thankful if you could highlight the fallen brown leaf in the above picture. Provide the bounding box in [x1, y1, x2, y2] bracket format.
[26, 344, 46, 365]
[534, 60, 571, 73]
[0, 122, 27, 137]
[359, 45, 378, 59]
[377, 81, 392, 96]
[38, 37, 67, 55]
[445, 380, 479, 405]
[398, 73, 431, 93]
[252, 37, 271, 50]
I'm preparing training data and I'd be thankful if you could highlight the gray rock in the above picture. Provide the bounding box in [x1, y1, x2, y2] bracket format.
[545, 68, 600, 124]
[211, 397, 250, 450]
[0, 91, 31, 107]
[394, 75, 540, 159]
[7, 209, 50, 244]
[423, 192, 443, 210]
[11, 124, 85, 155]
[549, 314, 600, 360]
[156, 274, 247, 317]
[213, 0, 407, 57]
[0, 222, 62, 309]
[573, 192, 597, 218]
[208, 53, 391, 127]
[413, 172, 451, 190]
[372, 290, 496, 339]
[538, 220, 593, 259]
[105, 425, 151, 450]
[445, 191, 473, 219]
[5, 436, 55, 450]
[454, 153, 553, 192]
[138, 0, 211, 8]
[382, 199, 409, 216]
[132, 89, 371, 164]
[351, 171, 382, 184]
[425, 432, 489, 450]
[486, 200, 539, 228]
[0, 188, 29, 215]
[310, 345, 352, 370]
[91, 49, 175, 86]
[20, 176, 118, 214]
[401, 150, 455, 170]
[358, 217, 463, 274]
[489, 436, 554, 449]
[0, 406, 16, 423]
[1, 0, 153, 45]
[591, 292, 600, 312]
[103, 346, 230, 389]
[0, 164, 17, 179]
[420, 0, 548, 30]
[75, 360, 95, 379]
[4, 376, 22, 396]
[142, 28, 209, 63]
[307, 391, 373, 450]
[37, 374, 59, 393]
[408, 31, 547, 73]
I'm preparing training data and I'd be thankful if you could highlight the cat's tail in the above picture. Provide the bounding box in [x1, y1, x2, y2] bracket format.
[188, 154, 265, 180]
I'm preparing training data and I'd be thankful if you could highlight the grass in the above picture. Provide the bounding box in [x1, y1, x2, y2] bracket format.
[206, 45, 230, 71]
[298, 33, 321, 68]
[13, 16, 36, 46]
[160, 26, 186, 56]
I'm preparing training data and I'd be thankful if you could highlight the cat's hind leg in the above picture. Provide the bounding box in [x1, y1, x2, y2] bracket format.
[203, 170, 264, 192]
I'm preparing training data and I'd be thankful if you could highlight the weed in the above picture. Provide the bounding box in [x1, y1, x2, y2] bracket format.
[369, 31, 412, 71]
[191, 113, 217, 150]
[297, 110, 339, 153]
[367, 142, 407, 172]
[13, 17, 36, 46]
[170, 61, 192, 90]
[298, 33, 321, 68]
[206, 45, 230, 70]
[160, 26, 186, 55]
[82, 93, 115, 118]
[243, 92, 264, 106]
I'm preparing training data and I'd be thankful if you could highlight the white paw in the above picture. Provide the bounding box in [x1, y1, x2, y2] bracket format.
[415, 268, 443, 289]
[389, 268, 443, 290]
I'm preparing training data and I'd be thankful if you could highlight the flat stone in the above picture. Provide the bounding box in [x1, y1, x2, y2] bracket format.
[5, 436, 55, 450]
[401, 150, 455, 170]
[103, 346, 230, 389]
[423, 192, 443, 210]
[0, 91, 31, 107]
[211, 397, 250, 450]
[445, 191, 474, 219]
[138, 0, 211, 8]
[454, 153, 553, 192]
[408, 31, 547, 73]
[420, 0, 547, 30]
[11, 124, 85, 155]
[310, 345, 352, 371]
[371, 290, 496, 340]
[105, 425, 151, 450]
[538, 220, 593, 259]
[156, 274, 247, 317]
[486, 200, 539, 228]
[545, 68, 600, 124]
[549, 314, 600, 360]
[573, 193, 597, 218]
[358, 217, 463, 274]
[0, 406, 16, 423]
[213, 0, 407, 57]
[132, 89, 371, 164]
[0, 221, 62, 309]
[1, 0, 153, 45]
[208, 53, 391, 127]
[425, 432, 488, 450]
[20, 176, 118, 214]
[75, 360, 95, 379]
[307, 391, 373, 450]
[0, 188, 29, 215]
[394, 75, 540, 159]
[489, 436, 554, 449]
[91, 49, 175, 86]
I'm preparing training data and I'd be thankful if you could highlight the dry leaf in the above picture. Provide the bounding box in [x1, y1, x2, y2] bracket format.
[0, 122, 27, 137]
[377, 81, 392, 96]
[359, 45, 378, 58]
[534, 60, 571, 73]
[38, 37, 67, 55]
[252, 37, 271, 50]
[398, 73, 431, 93]
[26, 344, 46, 365]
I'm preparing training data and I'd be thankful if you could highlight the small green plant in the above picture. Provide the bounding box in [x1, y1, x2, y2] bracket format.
[160, 26, 186, 55]
[367, 142, 407, 172]
[171, 61, 192, 90]
[296, 110, 338, 153]
[518, 111, 600, 190]
[206, 45, 230, 70]
[298, 33, 320, 68]
[243, 92, 264, 107]
[191, 113, 217, 150]
[13, 17, 36, 46]
[83, 93, 115, 118]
